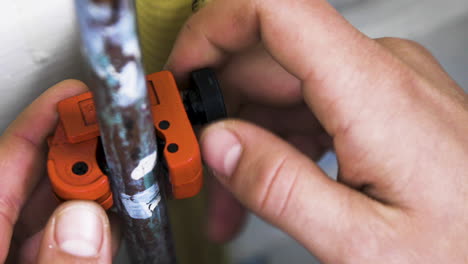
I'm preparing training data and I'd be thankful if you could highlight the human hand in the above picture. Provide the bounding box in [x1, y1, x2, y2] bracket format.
[166, 0, 468, 262]
[1, 80, 118, 263]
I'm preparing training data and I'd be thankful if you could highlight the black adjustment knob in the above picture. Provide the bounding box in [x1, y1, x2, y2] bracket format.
[182, 68, 227, 126]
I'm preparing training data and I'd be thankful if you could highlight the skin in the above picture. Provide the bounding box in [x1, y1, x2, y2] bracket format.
[0, 80, 119, 263]
[165, 0, 468, 263]
[1, 0, 467, 263]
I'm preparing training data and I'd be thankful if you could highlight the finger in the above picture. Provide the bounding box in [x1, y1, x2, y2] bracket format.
[376, 37, 464, 91]
[207, 176, 246, 242]
[14, 212, 120, 264]
[218, 44, 301, 114]
[200, 120, 394, 262]
[166, 0, 412, 136]
[238, 103, 324, 138]
[37, 201, 112, 264]
[7, 177, 58, 262]
[14, 230, 43, 264]
[14, 177, 59, 243]
[285, 133, 330, 160]
[0, 80, 87, 263]
[238, 104, 332, 159]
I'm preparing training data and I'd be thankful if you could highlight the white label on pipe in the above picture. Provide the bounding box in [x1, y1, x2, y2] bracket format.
[131, 151, 157, 180]
[120, 184, 161, 219]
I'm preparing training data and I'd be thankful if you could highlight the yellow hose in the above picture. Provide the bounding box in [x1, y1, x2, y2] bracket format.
[137, 0, 210, 73]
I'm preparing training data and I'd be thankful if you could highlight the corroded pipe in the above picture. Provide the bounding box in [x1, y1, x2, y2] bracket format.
[75, 1, 176, 263]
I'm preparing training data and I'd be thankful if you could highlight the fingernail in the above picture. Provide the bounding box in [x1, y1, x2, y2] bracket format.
[201, 127, 242, 179]
[55, 205, 103, 257]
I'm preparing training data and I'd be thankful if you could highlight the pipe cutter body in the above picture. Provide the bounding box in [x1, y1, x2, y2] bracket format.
[47, 69, 225, 209]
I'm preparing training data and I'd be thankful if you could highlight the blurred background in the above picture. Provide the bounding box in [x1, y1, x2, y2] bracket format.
[1, 0, 467, 263]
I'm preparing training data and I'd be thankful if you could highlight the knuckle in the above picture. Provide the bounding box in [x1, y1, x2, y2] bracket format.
[377, 37, 420, 48]
[377, 37, 433, 59]
[275, 166, 299, 220]
[54, 79, 87, 90]
[251, 154, 298, 219]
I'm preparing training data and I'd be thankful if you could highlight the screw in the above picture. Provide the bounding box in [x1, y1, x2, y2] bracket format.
[167, 143, 179, 153]
[72, 162, 89, 175]
[159, 120, 170, 130]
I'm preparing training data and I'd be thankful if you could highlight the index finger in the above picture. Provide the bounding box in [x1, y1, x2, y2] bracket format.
[0, 80, 87, 262]
[166, 0, 415, 136]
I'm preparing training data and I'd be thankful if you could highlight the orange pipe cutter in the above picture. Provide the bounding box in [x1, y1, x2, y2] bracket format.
[47, 69, 226, 209]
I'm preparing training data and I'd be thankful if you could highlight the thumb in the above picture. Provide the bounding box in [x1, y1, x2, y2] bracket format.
[200, 120, 392, 262]
[37, 201, 112, 264]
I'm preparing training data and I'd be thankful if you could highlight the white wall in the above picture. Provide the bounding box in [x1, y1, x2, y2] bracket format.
[0, 1, 84, 131]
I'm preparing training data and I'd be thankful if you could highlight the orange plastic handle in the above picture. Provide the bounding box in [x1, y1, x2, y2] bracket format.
[47, 71, 203, 209]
